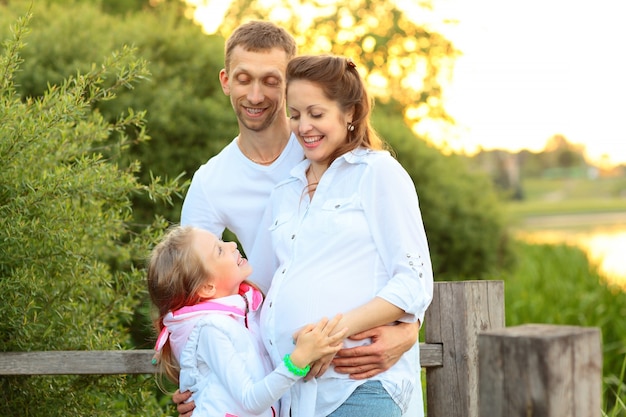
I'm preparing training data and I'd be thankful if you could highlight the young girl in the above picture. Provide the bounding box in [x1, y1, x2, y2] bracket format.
[148, 225, 347, 417]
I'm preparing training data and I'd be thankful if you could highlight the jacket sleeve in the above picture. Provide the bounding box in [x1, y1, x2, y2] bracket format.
[360, 155, 434, 324]
[196, 317, 299, 414]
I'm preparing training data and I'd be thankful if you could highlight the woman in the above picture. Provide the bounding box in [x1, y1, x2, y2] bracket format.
[251, 55, 434, 417]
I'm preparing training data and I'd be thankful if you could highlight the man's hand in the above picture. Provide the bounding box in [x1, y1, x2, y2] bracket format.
[303, 352, 335, 381]
[172, 389, 194, 417]
[331, 321, 419, 379]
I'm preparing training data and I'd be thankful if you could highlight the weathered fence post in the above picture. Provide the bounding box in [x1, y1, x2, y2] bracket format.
[425, 280, 505, 417]
[478, 324, 602, 417]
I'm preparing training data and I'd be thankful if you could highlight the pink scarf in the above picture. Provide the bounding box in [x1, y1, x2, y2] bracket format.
[154, 283, 263, 358]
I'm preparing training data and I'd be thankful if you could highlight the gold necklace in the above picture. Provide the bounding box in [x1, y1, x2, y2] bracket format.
[307, 166, 320, 185]
[306, 167, 319, 199]
[238, 139, 283, 166]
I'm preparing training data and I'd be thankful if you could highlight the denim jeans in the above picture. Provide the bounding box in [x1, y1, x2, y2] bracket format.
[326, 381, 401, 417]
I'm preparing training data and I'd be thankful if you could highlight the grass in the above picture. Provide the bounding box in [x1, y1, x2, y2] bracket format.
[498, 175, 626, 414]
[519, 176, 626, 201]
[507, 198, 626, 220]
[497, 241, 626, 413]
[506, 176, 626, 221]
[603, 355, 626, 417]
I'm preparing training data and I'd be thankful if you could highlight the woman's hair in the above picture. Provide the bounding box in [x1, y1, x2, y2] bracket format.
[286, 55, 387, 167]
[147, 225, 210, 384]
[224, 20, 297, 73]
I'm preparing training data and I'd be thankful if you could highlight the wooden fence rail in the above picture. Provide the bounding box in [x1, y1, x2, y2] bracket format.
[0, 281, 602, 417]
[0, 345, 444, 376]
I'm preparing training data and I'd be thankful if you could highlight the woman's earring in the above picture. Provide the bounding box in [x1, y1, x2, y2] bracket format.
[347, 123, 355, 132]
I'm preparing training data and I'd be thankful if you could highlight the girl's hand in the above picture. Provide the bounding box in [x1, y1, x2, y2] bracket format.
[290, 314, 347, 369]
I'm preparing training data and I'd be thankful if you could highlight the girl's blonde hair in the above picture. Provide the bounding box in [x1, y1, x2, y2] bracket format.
[147, 225, 210, 384]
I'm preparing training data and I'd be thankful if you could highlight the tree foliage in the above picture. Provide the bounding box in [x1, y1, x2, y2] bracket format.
[1, 0, 234, 222]
[209, 0, 510, 278]
[1, 0, 511, 281]
[218, 0, 458, 124]
[0, 1, 512, 413]
[0, 13, 183, 416]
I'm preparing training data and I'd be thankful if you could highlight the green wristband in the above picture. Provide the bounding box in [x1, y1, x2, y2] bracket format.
[283, 354, 310, 377]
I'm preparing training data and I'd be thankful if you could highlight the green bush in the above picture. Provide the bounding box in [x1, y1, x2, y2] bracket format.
[0, 13, 183, 416]
[0, 0, 234, 223]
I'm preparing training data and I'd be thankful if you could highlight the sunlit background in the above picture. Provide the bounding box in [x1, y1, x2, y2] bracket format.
[429, 0, 626, 167]
[184, 0, 626, 287]
[187, 0, 625, 166]
[2, 1, 624, 411]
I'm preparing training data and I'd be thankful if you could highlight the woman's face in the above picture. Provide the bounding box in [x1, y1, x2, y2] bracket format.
[192, 229, 252, 299]
[287, 80, 352, 167]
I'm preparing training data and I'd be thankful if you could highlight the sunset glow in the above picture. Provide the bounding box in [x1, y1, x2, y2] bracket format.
[186, 0, 626, 165]
[418, 0, 626, 165]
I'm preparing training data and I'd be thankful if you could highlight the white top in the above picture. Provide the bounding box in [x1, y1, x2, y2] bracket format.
[181, 134, 304, 293]
[253, 149, 434, 417]
[163, 287, 300, 417]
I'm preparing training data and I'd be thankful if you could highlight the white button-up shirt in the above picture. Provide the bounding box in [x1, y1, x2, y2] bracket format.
[251, 148, 433, 417]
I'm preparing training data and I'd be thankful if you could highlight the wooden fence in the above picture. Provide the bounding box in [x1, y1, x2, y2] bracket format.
[0, 280, 602, 417]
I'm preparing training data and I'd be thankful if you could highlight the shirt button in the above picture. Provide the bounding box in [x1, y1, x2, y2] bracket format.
[291, 234, 295, 239]
[282, 268, 286, 274]
[269, 302, 272, 308]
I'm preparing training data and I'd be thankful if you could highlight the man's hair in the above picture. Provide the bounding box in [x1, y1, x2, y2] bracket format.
[224, 20, 297, 72]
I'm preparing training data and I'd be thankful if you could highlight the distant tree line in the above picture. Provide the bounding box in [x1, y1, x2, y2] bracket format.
[469, 134, 600, 200]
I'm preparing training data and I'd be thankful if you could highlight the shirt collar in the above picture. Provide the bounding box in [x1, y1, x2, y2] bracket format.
[154, 283, 263, 352]
[290, 147, 375, 179]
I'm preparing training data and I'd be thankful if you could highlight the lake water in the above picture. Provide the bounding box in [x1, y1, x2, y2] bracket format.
[516, 218, 626, 290]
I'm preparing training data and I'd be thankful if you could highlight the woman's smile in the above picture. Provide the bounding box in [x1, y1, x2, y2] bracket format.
[302, 135, 324, 146]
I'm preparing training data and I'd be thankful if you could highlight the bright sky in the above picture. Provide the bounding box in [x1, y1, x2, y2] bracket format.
[416, 0, 626, 165]
[187, 0, 626, 165]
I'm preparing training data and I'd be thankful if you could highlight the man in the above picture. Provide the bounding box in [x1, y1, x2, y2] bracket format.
[175, 20, 420, 417]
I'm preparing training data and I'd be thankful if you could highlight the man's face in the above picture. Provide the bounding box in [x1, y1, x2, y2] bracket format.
[219, 46, 289, 132]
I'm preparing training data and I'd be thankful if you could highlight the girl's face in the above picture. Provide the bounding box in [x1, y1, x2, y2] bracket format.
[192, 229, 252, 299]
[287, 80, 353, 168]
